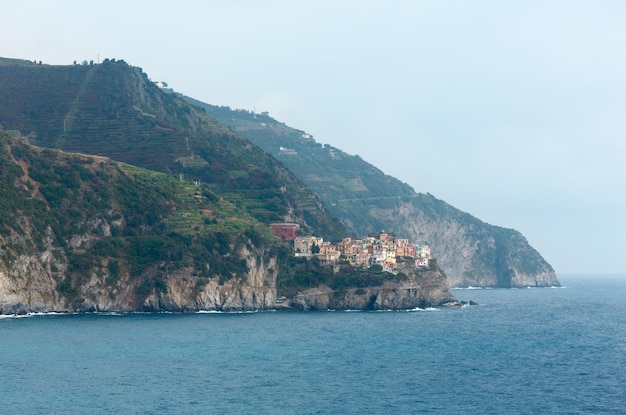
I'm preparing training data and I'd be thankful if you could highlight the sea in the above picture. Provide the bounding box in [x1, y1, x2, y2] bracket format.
[1, 274, 624, 415]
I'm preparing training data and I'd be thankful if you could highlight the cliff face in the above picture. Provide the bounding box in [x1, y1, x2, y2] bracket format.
[0, 250, 453, 314]
[0, 246, 278, 314]
[283, 270, 454, 311]
[370, 197, 560, 288]
[142, 247, 279, 312]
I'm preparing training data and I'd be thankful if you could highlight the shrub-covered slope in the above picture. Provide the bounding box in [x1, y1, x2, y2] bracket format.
[192, 101, 559, 288]
[0, 131, 284, 313]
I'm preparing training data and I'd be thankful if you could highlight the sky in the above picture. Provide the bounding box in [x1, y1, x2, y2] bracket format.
[2, 0, 625, 274]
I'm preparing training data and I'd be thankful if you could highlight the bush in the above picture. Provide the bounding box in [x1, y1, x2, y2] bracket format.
[369, 263, 383, 272]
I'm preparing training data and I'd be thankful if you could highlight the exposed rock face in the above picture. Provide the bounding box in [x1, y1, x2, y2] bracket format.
[140, 251, 279, 312]
[0, 248, 455, 314]
[282, 270, 454, 311]
[365, 198, 560, 288]
[0, 247, 279, 314]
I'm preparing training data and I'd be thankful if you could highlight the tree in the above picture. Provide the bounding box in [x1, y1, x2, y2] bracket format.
[369, 263, 383, 273]
[311, 242, 320, 254]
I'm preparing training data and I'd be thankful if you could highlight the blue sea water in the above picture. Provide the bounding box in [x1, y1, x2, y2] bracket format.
[1, 274, 625, 414]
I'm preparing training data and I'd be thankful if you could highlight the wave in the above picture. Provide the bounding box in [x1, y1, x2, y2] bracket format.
[196, 310, 259, 314]
[408, 307, 439, 312]
[0, 311, 70, 319]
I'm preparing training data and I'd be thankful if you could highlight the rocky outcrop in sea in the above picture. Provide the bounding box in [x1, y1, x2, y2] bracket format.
[277, 270, 454, 311]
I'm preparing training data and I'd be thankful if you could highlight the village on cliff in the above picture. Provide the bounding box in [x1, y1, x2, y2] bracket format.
[270, 223, 431, 274]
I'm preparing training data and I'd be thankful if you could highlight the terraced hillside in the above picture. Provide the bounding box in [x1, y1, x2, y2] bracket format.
[0, 58, 346, 241]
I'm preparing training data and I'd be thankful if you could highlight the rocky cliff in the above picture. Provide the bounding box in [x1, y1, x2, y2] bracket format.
[366, 196, 559, 288]
[0, 250, 453, 314]
[0, 245, 279, 314]
[282, 270, 454, 311]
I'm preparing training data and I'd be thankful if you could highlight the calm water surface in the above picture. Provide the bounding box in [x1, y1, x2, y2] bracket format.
[1, 274, 624, 414]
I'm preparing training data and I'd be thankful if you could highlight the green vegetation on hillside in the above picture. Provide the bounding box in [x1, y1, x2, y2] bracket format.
[0, 59, 347, 242]
[1, 131, 403, 305]
[0, 132, 287, 304]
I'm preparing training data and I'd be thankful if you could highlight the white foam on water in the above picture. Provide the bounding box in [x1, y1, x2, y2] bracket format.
[197, 310, 259, 314]
[0, 311, 71, 319]
[408, 307, 438, 312]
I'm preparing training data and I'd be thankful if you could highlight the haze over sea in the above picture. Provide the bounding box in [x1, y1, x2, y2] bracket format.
[1, 274, 624, 414]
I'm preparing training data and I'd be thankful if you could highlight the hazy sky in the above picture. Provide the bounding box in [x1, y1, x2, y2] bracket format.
[3, 1, 625, 274]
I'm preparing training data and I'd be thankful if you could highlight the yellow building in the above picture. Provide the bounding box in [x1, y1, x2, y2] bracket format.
[294, 236, 324, 254]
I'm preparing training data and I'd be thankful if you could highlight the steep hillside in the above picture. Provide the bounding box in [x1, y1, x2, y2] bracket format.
[0, 59, 346, 241]
[192, 102, 559, 288]
[0, 132, 453, 313]
[0, 131, 281, 313]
